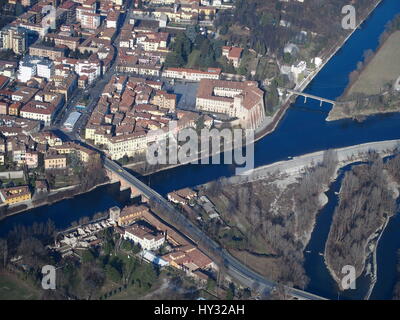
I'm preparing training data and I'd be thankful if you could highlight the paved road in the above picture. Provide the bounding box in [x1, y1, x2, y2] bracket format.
[52, 0, 133, 140]
[64, 2, 326, 299]
[103, 157, 326, 300]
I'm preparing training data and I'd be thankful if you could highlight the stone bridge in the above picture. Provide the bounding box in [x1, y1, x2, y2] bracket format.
[105, 168, 146, 200]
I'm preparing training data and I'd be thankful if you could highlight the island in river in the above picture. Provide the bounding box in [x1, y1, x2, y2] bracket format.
[178, 140, 400, 290]
[324, 153, 400, 293]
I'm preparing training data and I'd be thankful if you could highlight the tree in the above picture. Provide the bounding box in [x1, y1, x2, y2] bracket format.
[82, 262, 105, 299]
[122, 255, 137, 285]
[265, 82, 279, 114]
[0, 239, 7, 269]
[121, 239, 133, 251]
[225, 282, 235, 300]
[81, 249, 96, 263]
[206, 277, 216, 292]
[165, 52, 185, 68]
[105, 264, 121, 283]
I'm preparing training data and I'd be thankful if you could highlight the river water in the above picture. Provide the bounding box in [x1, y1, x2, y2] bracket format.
[1, 0, 400, 300]
[304, 162, 373, 300]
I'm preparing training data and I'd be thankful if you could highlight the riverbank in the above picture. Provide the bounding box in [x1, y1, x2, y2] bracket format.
[323, 156, 399, 295]
[195, 139, 399, 289]
[365, 216, 390, 299]
[122, 0, 383, 178]
[0, 180, 115, 222]
[323, 197, 392, 296]
[327, 24, 400, 121]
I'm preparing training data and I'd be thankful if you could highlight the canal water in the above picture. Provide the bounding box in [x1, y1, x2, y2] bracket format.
[0, 0, 400, 300]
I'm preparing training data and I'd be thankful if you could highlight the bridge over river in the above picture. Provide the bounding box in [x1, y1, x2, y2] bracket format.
[102, 156, 327, 300]
[283, 88, 337, 106]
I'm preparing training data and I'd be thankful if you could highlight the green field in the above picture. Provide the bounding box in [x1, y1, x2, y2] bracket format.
[186, 50, 201, 68]
[347, 31, 400, 96]
[0, 272, 40, 300]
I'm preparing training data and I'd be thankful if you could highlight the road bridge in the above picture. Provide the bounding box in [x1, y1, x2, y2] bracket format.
[102, 156, 327, 300]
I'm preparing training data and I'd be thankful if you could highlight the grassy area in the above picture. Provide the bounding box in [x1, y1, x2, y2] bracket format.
[186, 49, 201, 68]
[347, 31, 400, 96]
[0, 272, 40, 300]
[229, 249, 281, 282]
[53, 174, 77, 188]
[255, 58, 279, 81]
[107, 276, 165, 300]
[0, 177, 26, 187]
[206, 187, 277, 255]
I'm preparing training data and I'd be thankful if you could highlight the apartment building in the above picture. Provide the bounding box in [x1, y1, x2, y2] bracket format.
[20, 102, 56, 126]
[106, 10, 120, 28]
[75, 59, 102, 84]
[18, 55, 54, 82]
[18, 56, 42, 83]
[25, 151, 39, 168]
[117, 205, 149, 226]
[44, 152, 67, 170]
[46, 73, 78, 100]
[8, 103, 22, 116]
[151, 90, 176, 112]
[44, 34, 81, 50]
[0, 185, 31, 205]
[78, 10, 101, 30]
[11, 87, 39, 104]
[18, 22, 49, 38]
[117, 54, 161, 77]
[136, 32, 169, 52]
[0, 26, 27, 54]
[105, 131, 150, 160]
[52, 142, 98, 163]
[29, 43, 66, 60]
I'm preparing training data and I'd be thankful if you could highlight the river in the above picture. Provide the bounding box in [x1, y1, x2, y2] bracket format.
[1, 0, 400, 300]
[304, 162, 374, 300]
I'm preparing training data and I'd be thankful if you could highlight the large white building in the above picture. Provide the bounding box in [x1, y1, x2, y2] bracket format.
[20, 92, 63, 126]
[136, 32, 169, 52]
[123, 224, 165, 251]
[37, 59, 54, 79]
[196, 79, 266, 130]
[20, 102, 55, 126]
[105, 130, 163, 160]
[162, 67, 221, 81]
[56, 58, 101, 84]
[18, 56, 54, 82]
[291, 61, 307, 82]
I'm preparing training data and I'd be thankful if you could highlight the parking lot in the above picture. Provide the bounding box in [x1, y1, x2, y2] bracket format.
[164, 81, 199, 111]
